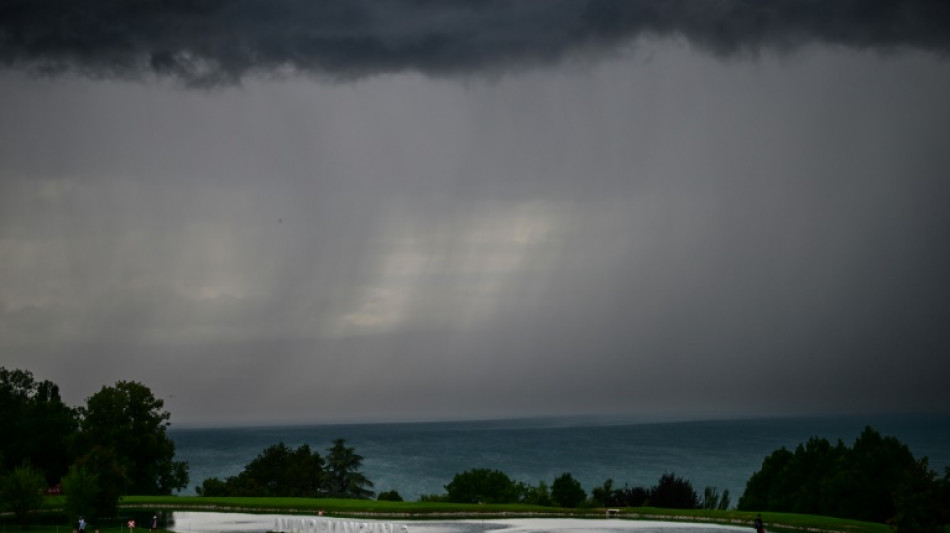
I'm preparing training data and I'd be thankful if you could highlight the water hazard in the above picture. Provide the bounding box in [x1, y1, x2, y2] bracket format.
[168, 512, 749, 533]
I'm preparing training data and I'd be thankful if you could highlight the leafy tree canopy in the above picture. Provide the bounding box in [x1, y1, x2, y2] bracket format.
[377, 489, 403, 502]
[62, 464, 100, 521]
[518, 479, 552, 506]
[197, 439, 373, 499]
[445, 468, 520, 504]
[739, 426, 943, 529]
[72, 445, 128, 520]
[650, 472, 699, 509]
[197, 442, 324, 497]
[550, 472, 586, 508]
[77, 381, 188, 495]
[0, 367, 78, 483]
[701, 486, 731, 511]
[0, 463, 46, 527]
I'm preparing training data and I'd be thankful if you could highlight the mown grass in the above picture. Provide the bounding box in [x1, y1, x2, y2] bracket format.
[6, 496, 892, 533]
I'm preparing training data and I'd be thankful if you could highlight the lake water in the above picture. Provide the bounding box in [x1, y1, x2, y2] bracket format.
[169, 414, 950, 504]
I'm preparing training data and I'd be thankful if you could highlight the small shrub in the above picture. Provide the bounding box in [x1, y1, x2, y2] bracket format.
[551, 472, 586, 508]
[377, 489, 403, 502]
[445, 468, 519, 504]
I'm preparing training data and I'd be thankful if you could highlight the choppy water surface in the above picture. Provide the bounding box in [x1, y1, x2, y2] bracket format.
[170, 414, 950, 503]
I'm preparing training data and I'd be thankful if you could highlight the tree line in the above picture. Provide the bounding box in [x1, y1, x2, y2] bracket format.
[737, 426, 949, 533]
[427, 468, 723, 510]
[195, 439, 374, 499]
[0, 367, 188, 524]
[204, 444, 722, 511]
[207, 426, 949, 533]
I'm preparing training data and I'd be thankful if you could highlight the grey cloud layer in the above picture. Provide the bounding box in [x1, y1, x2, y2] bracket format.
[3, 45, 950, 423]
[2, 3, 949, 424]
[2, 0, 949, 85]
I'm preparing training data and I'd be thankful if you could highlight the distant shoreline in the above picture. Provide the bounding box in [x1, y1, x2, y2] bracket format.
[168, 411, 950, 431]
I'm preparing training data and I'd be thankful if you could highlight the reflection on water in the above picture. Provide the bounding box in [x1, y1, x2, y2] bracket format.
[169, 512, 748, 533]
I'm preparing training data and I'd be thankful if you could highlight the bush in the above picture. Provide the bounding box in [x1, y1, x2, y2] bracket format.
[591, 479, 651, 507]
[377, 489, 403, 502]
[63, 465, 100, 521]
[551, 472, 586, 508]
[702, 486, 730, 510]
[519, 480, 552, 506]
[195, 476, 228, 497]
[445, 468, 519, 504]
[1, 463, 46, 527]
[649, 472, 699, 509]
[620, 485, 650, 507]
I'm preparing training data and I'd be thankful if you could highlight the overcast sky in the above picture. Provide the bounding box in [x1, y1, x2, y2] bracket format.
[2, 1, 949, 426]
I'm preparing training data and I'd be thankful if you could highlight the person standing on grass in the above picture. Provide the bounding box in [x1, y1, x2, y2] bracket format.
[754, 514, 765, 533]
[152, 515, 158, 531]
[79, 517, 86, 533]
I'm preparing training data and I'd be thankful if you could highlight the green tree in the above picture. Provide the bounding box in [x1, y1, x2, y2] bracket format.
[377, 489, 403, 502]
[0, 367, 78, 483]
[550, 472, 586, 508]
[616, 484, 650, 507]
[841, 427, 915, 522]
[940, 467, 950, 526]
[445, 468, 519, 504]
[739, 426, 935, 526]
[325, 438, 374, 499]
[203, 473, 263, 497]
[0, 463, 46, 528]
[418, 493, 449, 502]
[245, 442, 324, 496]
[591, 478, 616, 507]
[891, 458, 942, 533]
[195, 476, 228, 497]
[76, 381, 188, 495]
[520, 480, 552, 506]
[0, 368, 35, 471]
[196, 442, 324, 497]
[650, 472, 699, 509]
[72, 445, 126, 520]
[62, 465, 100, 522]
[718, 488, 732, 510]
[702, 486, 721, 510]
[739, 446, 796, 511]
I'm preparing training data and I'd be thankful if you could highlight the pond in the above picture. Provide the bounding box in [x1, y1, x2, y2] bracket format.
[168, 512, 749, 533]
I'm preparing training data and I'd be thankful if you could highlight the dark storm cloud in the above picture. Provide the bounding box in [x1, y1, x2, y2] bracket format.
[1, 0, 949, 85]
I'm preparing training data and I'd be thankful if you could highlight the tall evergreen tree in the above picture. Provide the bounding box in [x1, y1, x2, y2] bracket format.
[325, 438, 374, 499]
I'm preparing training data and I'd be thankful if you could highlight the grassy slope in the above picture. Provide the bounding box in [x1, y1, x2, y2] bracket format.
[19, 496, 890, 533]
